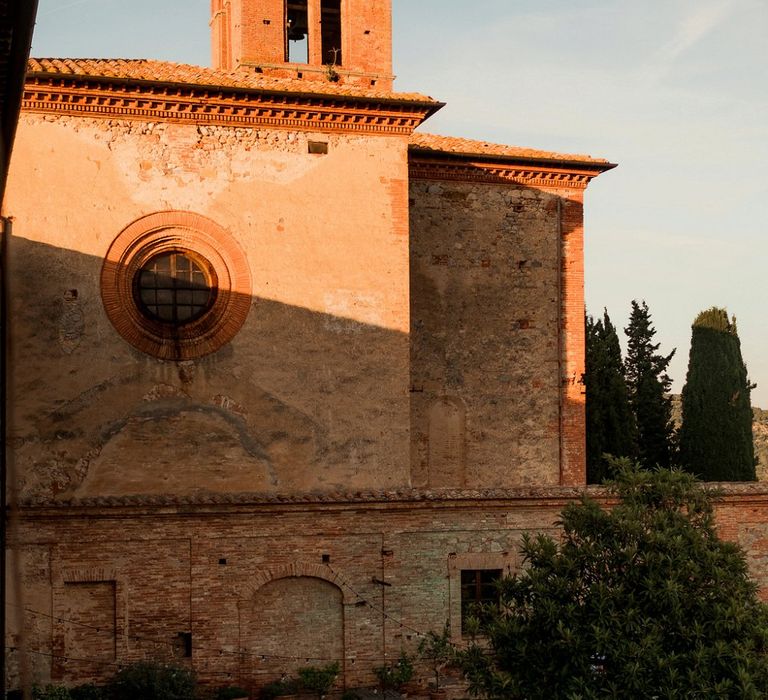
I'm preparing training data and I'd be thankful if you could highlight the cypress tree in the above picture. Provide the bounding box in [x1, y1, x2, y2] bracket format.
[624, 300, 676, 468]
[585, 310, 636, 483]
[679, 307, 755, 481]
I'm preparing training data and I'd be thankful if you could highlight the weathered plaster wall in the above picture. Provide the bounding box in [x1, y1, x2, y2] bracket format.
[409, 179, 563, 488]
[4, 113, 411, 501]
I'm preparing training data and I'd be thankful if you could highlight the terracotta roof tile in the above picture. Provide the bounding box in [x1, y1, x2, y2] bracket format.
[27, 57, 439, 104]
[409, 131, 612, 166]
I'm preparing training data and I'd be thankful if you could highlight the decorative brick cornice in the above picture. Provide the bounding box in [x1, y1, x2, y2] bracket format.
[22, 75, 438, 135]
[19, 486, 590, 510]
[408, 158, 601, 190]
[17, 482, 768, 512]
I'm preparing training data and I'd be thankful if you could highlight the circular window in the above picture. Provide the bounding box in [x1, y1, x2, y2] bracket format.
[135, 250, 217, 325]
[101, 211, 251, 360]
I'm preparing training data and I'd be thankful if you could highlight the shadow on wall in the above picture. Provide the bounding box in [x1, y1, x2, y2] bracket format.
[408, 174, 586, 488]
[7, 235, 410, 502]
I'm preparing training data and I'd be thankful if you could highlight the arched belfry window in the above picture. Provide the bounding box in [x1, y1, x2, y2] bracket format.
[321, 0, 342, 66]
[285, 0, 342, 66]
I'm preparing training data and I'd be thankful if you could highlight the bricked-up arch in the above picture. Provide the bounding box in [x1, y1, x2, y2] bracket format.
[242, 575, 345, 689]
[428, 396, 466, 487]
[239, 561, 354, 603]
[101, 211, 251, 360]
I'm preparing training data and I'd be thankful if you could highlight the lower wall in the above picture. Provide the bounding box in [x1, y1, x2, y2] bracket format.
[6, 486, 768, 693]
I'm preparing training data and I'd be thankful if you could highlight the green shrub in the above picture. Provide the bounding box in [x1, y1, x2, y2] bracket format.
[214, 686, 249, 700]
[373, 651, 414, 691]
[32, 687, 72, 700]
[297, 662, 339, 698]
[109, 661, 196, 700]
[70, 684, 106, 700]
[259, 678, 298, 699]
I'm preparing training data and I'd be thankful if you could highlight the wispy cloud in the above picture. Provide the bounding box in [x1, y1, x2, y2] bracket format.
[639, 0, 737, 84]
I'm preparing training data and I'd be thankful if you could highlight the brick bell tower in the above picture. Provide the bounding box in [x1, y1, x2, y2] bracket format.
[211, 0, 394, 90]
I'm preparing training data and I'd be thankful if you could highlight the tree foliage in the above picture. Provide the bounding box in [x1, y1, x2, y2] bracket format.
[679, 307, 755, 481]
[459, 461, 768, 699]
[585, 310, 636, 483]
[624, 300, 676, 467]
[109, 662, 196, 700]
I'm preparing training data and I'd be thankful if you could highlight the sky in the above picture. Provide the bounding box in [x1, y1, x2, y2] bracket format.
[30, 0, 768, 405]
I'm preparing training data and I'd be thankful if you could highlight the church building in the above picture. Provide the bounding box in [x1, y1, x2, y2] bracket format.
[4, 0, 620, 692]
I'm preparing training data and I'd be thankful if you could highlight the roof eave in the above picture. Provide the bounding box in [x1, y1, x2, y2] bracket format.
[25, 69, 445, 115]
[408, 145, 617, 175]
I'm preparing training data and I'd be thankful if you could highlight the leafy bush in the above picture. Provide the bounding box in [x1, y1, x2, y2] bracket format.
[214, 686, 249, 700]
[32, 687, 72, 700]
[109, 661, 196, 700]
[459, 461, 768, 699]
[297, 662, 339, 698]
[373, 651, 414, 691]
[70, 684, 107, 700]
[259, 678, 298, 699]
[417, 622, 454, 690]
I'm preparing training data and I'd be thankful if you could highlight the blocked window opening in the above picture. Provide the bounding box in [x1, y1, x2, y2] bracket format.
[460, 569, 501, 632]
[177, 631, 193, 658]
[286, 1, 309, 63]
[308, 140, 328, 155]
[57, 581, 116, 680]
[321, 0, 342, 66]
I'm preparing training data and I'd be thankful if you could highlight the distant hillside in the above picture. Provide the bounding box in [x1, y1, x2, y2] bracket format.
[671, 396, 768, 481]
[754, 407, 768, 481]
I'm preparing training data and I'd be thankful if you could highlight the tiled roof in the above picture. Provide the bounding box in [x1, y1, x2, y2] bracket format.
[27, 57, 439, 105]
[409, 131, 613, 167]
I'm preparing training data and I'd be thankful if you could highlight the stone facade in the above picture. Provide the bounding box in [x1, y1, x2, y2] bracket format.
[2, 0, 620, 694]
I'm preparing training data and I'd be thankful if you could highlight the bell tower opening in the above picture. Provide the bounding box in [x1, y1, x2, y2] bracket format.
[320, 0, 342, 66]
[211, 0, 393, 89]
[286, 1, 309, 64]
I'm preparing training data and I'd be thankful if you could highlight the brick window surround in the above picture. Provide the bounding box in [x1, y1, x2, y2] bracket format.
[101, 211, 251, 360]
[447, 551, 515, 641]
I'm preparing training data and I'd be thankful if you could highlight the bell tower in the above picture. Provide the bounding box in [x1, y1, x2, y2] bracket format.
[211, 0, 394, 90]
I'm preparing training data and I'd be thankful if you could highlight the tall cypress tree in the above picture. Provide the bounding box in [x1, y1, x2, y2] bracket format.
[679, 307, 755, 481]
[585, 310, 636, 483]
[624, 300, 676, 468]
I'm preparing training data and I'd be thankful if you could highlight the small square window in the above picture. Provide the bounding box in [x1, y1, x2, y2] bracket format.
[460, 569, 501, 632]
[308, 141, 329, 155]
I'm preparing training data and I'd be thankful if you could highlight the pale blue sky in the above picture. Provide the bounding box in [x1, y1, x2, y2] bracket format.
[31, 0, 768, 405]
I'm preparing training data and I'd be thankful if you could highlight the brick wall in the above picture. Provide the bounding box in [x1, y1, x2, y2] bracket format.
[6, 496, 569, 692]
[214, 0, 394, 89]
[10, 488, 768, 693]
[409, 178, 576, 488]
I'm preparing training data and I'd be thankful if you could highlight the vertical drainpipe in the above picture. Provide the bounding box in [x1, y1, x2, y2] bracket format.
[1, 215, 8, 698]
[556, 198, 565, 484]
